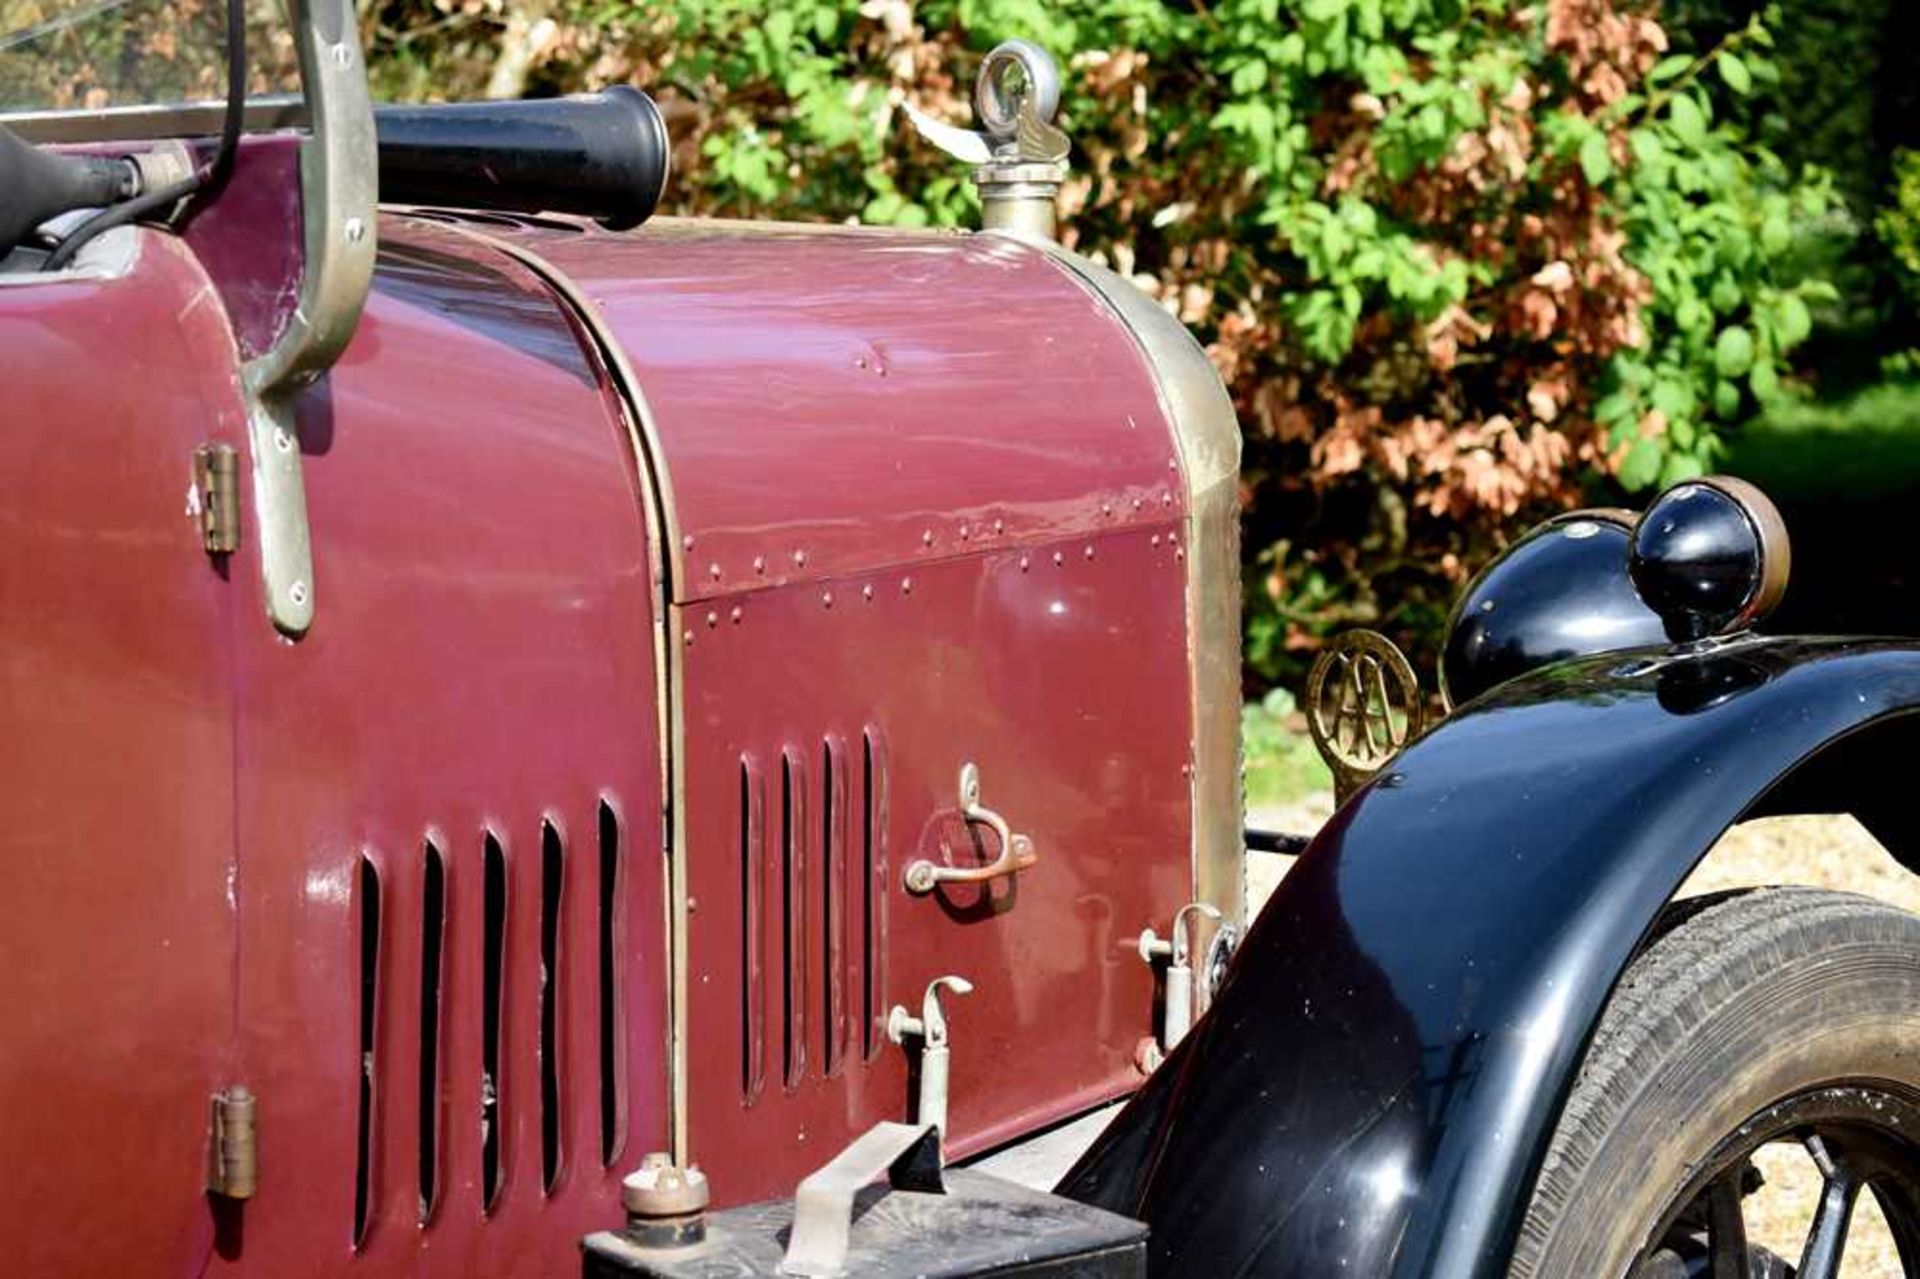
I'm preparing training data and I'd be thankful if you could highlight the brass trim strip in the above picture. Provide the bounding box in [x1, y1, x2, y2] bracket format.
[438, 225, 689, 1164]
[1027, 240, 1246, 936]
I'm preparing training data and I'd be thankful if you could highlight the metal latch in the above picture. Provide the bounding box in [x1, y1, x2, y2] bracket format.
[904, 764, 1037, 895]
[887, 975, 972, 1136]
[192, 443, 240, 555]
[1138, 903, 1236, 1057]
[207, 1085, 258, 1199]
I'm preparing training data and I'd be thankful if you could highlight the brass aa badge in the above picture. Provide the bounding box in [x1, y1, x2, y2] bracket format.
[1306, 629, 1426, 802]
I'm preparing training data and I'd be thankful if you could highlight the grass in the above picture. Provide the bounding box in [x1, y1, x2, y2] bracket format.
[1242, 690, 1332, 809]
[1728, 376, 1920, 502]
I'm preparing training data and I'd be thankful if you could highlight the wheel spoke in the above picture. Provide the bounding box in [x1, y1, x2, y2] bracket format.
[1706, 1168, 1749, 1279]
[1629, 1081, 1920, 1279]
[1869, 1179, 1920, 1276]
[1798, 1134, 1861, 1279]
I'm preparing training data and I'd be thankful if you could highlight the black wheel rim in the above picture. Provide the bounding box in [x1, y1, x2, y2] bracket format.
[1632, 1083, 1920, 1278]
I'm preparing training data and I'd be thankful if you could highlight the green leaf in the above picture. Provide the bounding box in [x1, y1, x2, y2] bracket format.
[1710, 275, 1743, 313]
[765, 8, 795, 49]
[1619, 439, 1664, 491]
[1648, 54, 1693, 84]
[1595, 390, 1636, 426]
[1669, 93, 1708, 148]
[1579, 131, 1613, 186]
[1615, 356, 1654, 390]
[1760, 213, 1791, 255]
[1676, 294, 1709, 338]
[1750, 360, 1782, 403]
[1717, 53, 1752, 96]
[1659, 452, 1707, 488]
[1629, 128, 1667, 170]
[1714, 326, 1755, 377]
[1652, 378, 1693, 420]
[1713, 379, 1742, 418]
[1777, 294, 1813, 346]
[1720, 225, 1754, 269]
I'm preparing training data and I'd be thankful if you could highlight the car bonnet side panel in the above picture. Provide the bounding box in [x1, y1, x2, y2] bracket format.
[218, 219, 670, 1275]
[501, 219, 1204, 1206]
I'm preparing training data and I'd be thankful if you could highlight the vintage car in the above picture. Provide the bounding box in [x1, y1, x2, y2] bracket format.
[2, 2, 1916, 1276]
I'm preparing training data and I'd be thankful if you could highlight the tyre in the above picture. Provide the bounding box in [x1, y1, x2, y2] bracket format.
[1511, 887, 1920, 1278]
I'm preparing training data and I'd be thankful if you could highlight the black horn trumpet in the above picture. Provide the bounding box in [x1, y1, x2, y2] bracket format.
[374, 86, 670, 230]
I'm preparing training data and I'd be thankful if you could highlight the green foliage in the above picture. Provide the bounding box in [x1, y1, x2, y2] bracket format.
[1663, 0, 1920, 383]
[1878, 150, 1920, 304]
[1242, 689, 1332, 808]
[1664, 0, 1913, 216]
[1592, 14, 1837, 494]
[654, 0, 1173, 226]
[1730, 374, 1920, 501]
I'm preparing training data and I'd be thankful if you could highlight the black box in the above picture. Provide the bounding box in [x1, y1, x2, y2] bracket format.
[583, 1168, 1147, 1278]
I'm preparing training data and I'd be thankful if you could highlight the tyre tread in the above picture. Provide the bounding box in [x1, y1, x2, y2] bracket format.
[1511, 886, 1920, 1277]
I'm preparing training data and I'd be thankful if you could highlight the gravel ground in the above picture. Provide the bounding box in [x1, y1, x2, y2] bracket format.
[1247, 797, 1915, 1275]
